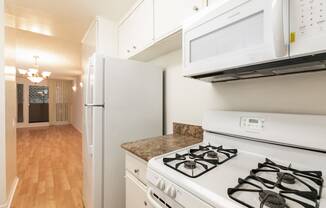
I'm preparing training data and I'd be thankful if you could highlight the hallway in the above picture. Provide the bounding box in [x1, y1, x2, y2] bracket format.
[12, 125, 83, 208]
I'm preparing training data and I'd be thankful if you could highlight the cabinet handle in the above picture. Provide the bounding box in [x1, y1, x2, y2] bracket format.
[193, 6, 199, 11]
[133, 46, 137, 49]
[127, 49, 130, 53]
[134, 169, 140, 174]
[144, 201, 148, 206]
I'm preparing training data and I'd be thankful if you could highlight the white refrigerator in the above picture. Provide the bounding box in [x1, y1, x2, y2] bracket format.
[83, 54, 163, 208]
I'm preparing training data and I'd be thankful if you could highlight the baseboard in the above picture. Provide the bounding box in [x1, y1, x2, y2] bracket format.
[52, 121, 70, 126]
[0, 177, 19, 208]
[72, 124, 83, 134]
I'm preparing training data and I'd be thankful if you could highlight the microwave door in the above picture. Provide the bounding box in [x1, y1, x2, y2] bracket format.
[289, 0, 326, 57]
[183, 0, 290, 77]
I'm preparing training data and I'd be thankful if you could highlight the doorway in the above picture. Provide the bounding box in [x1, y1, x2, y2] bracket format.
[28, 85, 49, 123]
[16, 78, 50, 128]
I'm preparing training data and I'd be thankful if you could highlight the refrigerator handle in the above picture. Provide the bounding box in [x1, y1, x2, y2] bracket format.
[84, 106, 94, 155]
[85, 104, 104, 107]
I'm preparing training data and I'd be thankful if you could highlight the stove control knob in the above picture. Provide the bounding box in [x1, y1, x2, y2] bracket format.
[167, 186, 176, 198]
[157, 179, 165, 190]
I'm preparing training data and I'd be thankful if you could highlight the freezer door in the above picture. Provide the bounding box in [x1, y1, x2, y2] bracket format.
[83, 54, 105, 208]
[85, 54, 104, 106]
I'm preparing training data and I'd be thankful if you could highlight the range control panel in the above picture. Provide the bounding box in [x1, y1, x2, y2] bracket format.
[240, 117, 265, 131]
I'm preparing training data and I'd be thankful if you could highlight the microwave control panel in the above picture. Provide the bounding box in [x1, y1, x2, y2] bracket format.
[291, 0, 326, 38]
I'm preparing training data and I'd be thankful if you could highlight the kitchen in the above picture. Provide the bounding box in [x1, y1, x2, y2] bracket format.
[0, 0, 326, 208]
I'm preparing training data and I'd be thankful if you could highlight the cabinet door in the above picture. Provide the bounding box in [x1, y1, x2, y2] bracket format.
[207, 0, 219, 7]
[118, 0, 154, 58]
[154, 0, 205, 40]
[126, 172, 148, 208]
[130, 0, 154, 54]
[118, 16, 133, 58]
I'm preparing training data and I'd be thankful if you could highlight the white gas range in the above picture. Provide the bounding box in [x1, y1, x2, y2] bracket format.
[146, 111, 326, 208]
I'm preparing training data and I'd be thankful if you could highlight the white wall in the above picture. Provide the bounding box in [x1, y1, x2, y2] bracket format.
[151, 50, 326, 134]
[0, 0, 6, 204]
[71, 75, 83, 133]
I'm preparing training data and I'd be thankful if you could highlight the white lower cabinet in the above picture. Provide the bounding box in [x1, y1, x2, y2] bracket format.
[125, 153, 148, 208]
[126, 172, 148, 208]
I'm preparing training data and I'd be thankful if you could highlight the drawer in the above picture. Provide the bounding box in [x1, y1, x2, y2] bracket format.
[126, 171, 148, 208]
[125, 153, 147, 184]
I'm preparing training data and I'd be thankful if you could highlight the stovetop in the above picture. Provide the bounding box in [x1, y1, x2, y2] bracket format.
[147, 112, 326, 208]
[148, 141, 326, 208]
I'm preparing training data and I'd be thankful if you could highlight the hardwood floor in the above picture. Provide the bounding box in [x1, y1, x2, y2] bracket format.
[12, 125, 84, 208]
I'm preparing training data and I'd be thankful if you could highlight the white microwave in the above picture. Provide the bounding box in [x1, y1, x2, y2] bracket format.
[183, 0, 326, 79]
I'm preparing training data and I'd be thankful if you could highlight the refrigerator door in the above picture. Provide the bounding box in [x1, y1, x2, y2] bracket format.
[103, 58, 163, 208]
[83, 54, 105, 208]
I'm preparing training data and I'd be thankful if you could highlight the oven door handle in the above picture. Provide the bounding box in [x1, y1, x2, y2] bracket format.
[147, 188, 164, 208]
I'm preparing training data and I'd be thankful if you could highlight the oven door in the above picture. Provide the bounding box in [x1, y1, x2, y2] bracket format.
[147, 187, 183, 208]
[183, 0, 290, 76]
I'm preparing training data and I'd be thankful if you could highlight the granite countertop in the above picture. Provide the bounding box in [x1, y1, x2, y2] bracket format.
[121, 123, 203, 161]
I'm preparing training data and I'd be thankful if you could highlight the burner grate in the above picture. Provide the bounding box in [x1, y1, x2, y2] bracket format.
[163, 153, 217, 178]
[162, 144, 238, 178]
[228, 158, 323, 208]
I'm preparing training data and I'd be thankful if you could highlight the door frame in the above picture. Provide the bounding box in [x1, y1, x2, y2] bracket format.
[16, 77, 50, 128]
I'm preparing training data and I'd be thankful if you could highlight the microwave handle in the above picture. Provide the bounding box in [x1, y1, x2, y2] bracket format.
[272, 0, 289, 57]
[283, 0, 290, 46]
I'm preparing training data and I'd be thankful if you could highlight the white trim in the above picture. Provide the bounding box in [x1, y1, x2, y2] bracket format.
[0, 177, 19, 208]
[0, 0, 7, 203]
[25, 122, 50, 128]
[81, 18, 97, 44]
[52, 121, 70, 126]
[72, 124, 83, 134]
[118, 0, 144, 26]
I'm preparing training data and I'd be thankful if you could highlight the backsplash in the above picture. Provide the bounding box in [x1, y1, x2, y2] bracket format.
[151, 50, 326, 134]
[173, 122, 203, 139]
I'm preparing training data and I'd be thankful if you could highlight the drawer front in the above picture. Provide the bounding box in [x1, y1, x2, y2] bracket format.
[126, 172, 148, 208]
[125, 153, 147, 184]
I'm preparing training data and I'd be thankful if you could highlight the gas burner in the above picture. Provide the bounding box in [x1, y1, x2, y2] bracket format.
[277, 172, 295, 184]
[190, 144, 237, 164]
[259, 191, 287, 208]
[206, 151, 218, 159]
[184, 161, 197, 169]
[163, 153, 216, 178]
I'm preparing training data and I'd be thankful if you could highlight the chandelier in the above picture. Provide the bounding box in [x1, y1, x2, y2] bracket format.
[18, 56, 51, 84]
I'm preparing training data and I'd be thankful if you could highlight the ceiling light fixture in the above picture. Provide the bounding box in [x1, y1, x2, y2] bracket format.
[19, 56, 51, 84]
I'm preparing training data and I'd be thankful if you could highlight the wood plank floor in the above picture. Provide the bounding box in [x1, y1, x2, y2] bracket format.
[12, 125, 84, 208]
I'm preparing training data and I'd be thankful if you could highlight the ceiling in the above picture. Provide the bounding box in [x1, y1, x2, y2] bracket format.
[5, 0, 138, 42]
[5, 27, 83, 79]
[4, 0, 137, 79]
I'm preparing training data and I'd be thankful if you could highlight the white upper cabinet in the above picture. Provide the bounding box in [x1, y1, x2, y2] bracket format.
[207, 0, 219, 7]
[118, 0, 154, 58]
[118, 16, 134, 58]
[154, 0, 205, 40]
